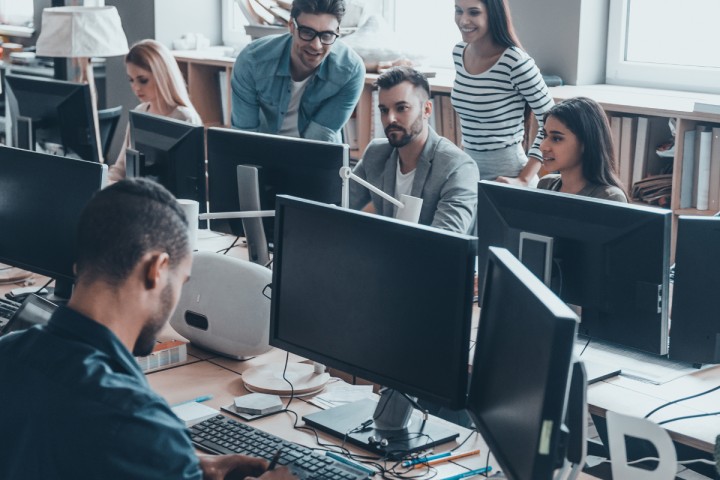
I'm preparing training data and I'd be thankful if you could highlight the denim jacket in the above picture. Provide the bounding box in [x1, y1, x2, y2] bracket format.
[231, 34, 365, 143]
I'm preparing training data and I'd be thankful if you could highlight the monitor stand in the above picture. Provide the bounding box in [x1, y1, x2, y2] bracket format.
[303, 390, 461, 459]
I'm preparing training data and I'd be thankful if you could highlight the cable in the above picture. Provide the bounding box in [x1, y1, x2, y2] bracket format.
[657, 411, 720, 426]
[579, 336, 592, 357]
[644, 384, 720, 418]
[451, 430, 477, 452]
[216, 236, 241, 255]
[599, 456, 716, 466]
[36, 277, 54, 295]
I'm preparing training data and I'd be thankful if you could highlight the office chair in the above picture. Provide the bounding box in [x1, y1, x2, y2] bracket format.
[97, 105, 122, 159]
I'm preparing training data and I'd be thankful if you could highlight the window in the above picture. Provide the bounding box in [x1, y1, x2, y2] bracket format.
[606, 0, 720, 94]
[0, 0, 33, 26]
[391, 0, 460, 69]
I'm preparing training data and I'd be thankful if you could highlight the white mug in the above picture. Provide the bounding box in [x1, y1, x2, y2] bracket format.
[176, 199, 199, 250]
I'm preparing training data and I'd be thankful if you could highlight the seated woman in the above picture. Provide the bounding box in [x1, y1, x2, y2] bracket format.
[109, 39, 202, 182]
[538, 97, 628, 202]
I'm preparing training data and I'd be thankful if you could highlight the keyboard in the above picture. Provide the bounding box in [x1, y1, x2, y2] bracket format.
[190, 415, 372, 480]
[0, 297, 21, 325]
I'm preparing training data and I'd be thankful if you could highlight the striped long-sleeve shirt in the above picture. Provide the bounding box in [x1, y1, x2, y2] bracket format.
[451, 43, 553, 161]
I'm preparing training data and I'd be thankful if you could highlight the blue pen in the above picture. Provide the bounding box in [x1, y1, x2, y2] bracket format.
[402, 452, 452, 467]
[439, 466, 492, 480]
[325, 451, 375, 476]
[172, 394, 214, 407]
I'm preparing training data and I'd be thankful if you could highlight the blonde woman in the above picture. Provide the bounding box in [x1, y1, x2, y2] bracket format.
[108, 39, 202, 182]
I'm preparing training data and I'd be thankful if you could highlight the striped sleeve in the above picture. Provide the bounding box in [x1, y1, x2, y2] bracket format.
[507, 48, 554, 160]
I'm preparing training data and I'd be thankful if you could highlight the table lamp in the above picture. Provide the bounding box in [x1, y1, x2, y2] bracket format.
[339, 166, 423, 224]
[35, 6, 129, 163]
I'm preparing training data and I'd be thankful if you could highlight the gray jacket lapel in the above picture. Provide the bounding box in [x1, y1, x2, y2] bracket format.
[382, 149, 398, 217]
[411, 129, 439, 198]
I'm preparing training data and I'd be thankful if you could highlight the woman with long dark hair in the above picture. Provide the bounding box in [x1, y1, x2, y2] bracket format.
[538, 97, 628, 202]
[452, 0, 553, 185]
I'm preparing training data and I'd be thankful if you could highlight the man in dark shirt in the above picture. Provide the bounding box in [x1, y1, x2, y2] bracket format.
[0, 179, 295, 480]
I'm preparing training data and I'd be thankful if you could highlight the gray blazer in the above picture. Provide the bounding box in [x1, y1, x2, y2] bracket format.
[350, 128, 479, 234]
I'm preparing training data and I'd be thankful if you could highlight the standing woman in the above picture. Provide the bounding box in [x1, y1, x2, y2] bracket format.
[451, 0, 553, 185]
[108, 39, 202, 182]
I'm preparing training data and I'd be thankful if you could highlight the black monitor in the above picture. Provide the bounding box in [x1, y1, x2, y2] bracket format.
[270, 195, 476, 457]
[127, 111, 207, 223]
[206, 128, 348, 241]
[5, 74, 100, 163]
[669, 216, 720, 364]
[0, 145, 106, 299]
[468, 247, 579, 480]
[477, 181, 671, 354]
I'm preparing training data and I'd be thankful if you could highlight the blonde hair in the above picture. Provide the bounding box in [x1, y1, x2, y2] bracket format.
[125, 39, 196, 113]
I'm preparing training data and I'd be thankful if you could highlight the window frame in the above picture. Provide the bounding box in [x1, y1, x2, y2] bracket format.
[605, 0, 720, 94]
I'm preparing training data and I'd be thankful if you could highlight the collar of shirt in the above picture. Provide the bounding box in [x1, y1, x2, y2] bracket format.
[45, 305, 147, 384]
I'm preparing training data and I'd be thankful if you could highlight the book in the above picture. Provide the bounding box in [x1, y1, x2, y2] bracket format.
[632, 117, 649, 186]
[610, 116, 622, 171]
[135, 340, 188, 373]
[695, 129, 713, 210]
[709, 128, 720, 212]
[440, 94, 458, 145]
[679, 129, 696, 209]
[218, 70, 230, 126]
[171, 401, 220, 427]
[619, 117, 637, 189]
[693, 101, 720, 116]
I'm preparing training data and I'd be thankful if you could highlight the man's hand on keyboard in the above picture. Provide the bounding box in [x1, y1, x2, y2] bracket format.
[199, 454, 297, 480]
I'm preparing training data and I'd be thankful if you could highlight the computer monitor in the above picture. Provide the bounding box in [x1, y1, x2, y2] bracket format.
[467, 247, 580, 480]
[5, 74, 100, 162]
[477, 181, 671, 354]
[270, 195, 476, 457]
[0, 145, 107, 299]
[206, 128, 348, 241]
[669, 215, 720, 364]
[127, 111, 206, 215]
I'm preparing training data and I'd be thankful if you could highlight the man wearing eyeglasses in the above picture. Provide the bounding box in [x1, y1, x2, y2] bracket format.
[231, 0, 365, 143]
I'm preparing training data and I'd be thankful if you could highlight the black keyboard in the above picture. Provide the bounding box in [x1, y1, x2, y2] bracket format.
[0, 297, 21, 322]
[190, 415, 372, 480]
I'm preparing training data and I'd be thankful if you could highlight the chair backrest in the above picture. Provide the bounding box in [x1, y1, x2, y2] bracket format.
[97, 105, 123, 159]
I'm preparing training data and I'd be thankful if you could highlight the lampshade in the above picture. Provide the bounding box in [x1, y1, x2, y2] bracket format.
[35, 6, 129, 58]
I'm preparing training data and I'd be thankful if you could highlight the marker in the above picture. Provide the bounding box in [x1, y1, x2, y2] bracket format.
[325, 451, 376, 476]
[267, 447, 283, 471]
[438, 466, 492, 480]
[172, 394, 213, 407]
[414, 449, 481, 469]
[402, 452, 452, 467]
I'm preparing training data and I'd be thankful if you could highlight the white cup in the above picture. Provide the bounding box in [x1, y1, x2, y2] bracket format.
[177, 199, 199, 250]
[396, 195, 424, 224]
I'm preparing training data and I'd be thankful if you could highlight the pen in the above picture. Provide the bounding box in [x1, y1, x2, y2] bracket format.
[267, 447, 284, 471]
[402, 452, 451, 467]
[325, 451, 376, 476]
[171, 394, 214, 407]
[414, 449, 481, 469]
[438, 466, 492, 480]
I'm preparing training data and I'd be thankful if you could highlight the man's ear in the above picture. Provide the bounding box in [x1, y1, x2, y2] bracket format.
[424, 99, 433, 119]
[144, 252, 170, 290]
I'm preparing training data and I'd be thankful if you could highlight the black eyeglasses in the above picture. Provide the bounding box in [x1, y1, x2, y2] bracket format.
[292, 19, 339, 45]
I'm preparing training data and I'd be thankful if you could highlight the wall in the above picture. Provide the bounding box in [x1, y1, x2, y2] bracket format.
[509, 0, 609, 85]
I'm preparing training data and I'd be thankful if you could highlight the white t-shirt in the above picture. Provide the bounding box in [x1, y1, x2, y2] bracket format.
[278, 76, 312, 137]
[394, 160, 416, 217]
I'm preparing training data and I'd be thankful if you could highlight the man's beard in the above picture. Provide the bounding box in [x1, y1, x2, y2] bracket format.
[133, 282, 174, 356]
[385, 113, 424, 148]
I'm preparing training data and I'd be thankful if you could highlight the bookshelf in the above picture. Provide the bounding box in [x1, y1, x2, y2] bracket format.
[172, 52, 720, 256]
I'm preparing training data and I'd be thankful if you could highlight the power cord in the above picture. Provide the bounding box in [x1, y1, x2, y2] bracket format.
[644, 384, 720, 419]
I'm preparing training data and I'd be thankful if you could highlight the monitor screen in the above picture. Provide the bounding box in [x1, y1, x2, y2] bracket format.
[128, 111, 206, 210]
[0, 145, 106, 298]
[477, 181, 671, 354]
[669, 215, 720, 364]
[467, 247, 579, 480]
[270, 195, 475, 454]
[5, 74, 100, 163]
[206, 128, 348, 240]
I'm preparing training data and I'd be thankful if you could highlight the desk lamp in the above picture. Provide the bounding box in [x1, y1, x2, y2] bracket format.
[35, 6, 129, 163]
[339, 166, 423, 224]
